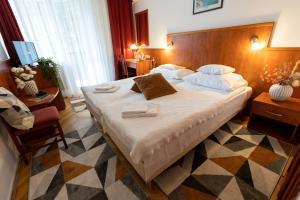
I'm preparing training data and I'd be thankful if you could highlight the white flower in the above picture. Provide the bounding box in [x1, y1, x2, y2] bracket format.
[30, 70, 37, 75]
[16, 68, 24, 73]
[11, 67, 17, 73]
[20, 73, 31, 80]
[292, 80, 300, 87]
[15, 77, 22, 83]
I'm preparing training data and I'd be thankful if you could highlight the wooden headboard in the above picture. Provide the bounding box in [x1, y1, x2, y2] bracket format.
[142, 22, 300, 98]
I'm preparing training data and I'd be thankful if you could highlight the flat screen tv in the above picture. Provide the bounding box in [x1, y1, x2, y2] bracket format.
[13, 41, 38, 66]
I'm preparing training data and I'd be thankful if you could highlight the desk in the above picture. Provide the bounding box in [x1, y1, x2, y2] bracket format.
[19, 87, 66, 111]
[126, 59, 152, 76]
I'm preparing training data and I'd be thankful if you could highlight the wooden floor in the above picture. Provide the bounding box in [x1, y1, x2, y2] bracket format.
[12, 99, 295, 200]
[13, 99, 93, 200]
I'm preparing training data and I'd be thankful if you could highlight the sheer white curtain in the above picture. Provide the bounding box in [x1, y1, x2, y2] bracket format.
[9, 0, 115, 96]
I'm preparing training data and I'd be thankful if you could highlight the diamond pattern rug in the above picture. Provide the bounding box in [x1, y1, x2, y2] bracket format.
[29, 124, 148, 200]
[155, 121, 293, 200]
[28, 121, 292, 200]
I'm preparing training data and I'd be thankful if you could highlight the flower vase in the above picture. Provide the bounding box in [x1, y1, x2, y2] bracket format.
[24, 80, 39, 96]
[269, 84, 293, 101]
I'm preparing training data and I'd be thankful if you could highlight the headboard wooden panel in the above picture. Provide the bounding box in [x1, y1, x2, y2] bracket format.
[141, 22, 300, 98]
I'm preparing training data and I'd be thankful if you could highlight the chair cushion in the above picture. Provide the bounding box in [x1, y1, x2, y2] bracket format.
[0, 87, 34, 130]
[32, 106, 59, 127]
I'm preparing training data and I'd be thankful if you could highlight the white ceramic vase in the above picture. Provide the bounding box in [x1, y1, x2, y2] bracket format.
[269, 84, 293, 101]
[24, 80, 39, 96]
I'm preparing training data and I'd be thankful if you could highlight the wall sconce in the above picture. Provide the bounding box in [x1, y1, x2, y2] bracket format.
[250, 35, 266, 51]
[165, 41, 174, 50]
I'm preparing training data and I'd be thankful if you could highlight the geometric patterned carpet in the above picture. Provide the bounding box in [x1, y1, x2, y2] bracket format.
[154, 121, 293, 200]
[29, 124, 148, 200]
[28, 121, 292, 200]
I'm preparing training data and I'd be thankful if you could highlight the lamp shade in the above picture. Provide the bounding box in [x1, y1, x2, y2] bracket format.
[130, 44, 138, 50]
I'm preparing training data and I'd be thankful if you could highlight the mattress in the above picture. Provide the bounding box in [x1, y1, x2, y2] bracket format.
[82, 78, 252, 165]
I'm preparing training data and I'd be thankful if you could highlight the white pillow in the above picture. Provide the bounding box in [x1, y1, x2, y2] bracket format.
[197, 64, 235, 75]
[157, 64, 185, 70]
[0, 87, 35, 130]
[150, 68, 194, 80]
[183, 72, 248, 91]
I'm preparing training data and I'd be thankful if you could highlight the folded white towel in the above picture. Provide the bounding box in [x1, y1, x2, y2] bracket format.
[93, 85, 120, 93]
[95, 83, 115, 91]
[122, 103, 149, 114]
[122, 103, 159, 118]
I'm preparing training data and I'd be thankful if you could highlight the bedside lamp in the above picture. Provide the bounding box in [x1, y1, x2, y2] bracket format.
[130, 43, 146, 60]
[250, 36, 266, 51]
[130, 44, 138, 50]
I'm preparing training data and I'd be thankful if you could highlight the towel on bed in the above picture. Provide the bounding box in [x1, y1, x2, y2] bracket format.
[93, 85, 120, 93]
[122, 103, 159, 118]
[95, 83, 115, 90]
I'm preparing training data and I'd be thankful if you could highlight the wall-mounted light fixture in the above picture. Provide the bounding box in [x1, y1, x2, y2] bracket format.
[165, 41, 174, 50]
[250, 35, 266, 51]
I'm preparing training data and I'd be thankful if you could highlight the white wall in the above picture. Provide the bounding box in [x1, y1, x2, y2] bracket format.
[0, 124, 19, 200]
[133, 0, 300, 48]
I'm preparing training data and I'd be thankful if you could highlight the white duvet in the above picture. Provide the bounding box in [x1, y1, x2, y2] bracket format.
[82, 78, 251, 164]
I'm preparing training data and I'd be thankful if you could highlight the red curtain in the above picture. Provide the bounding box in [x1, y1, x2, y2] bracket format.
[107, 0, 135, 80]
[0, 0, 24, 64]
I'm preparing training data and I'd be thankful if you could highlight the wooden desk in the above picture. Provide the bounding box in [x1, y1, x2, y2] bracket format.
[249, 92, 300, 141]
[126, 59, 152, 76]
[19, 87, 65, 111]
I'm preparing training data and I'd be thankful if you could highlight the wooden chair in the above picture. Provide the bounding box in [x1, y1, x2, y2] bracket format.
[1, 106, 68, 164]
[119, 55, 136, 78]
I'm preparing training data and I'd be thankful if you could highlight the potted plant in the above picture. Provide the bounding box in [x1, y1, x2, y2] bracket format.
[11, 66, 38, 96]
[37, 57, 61, 86]
[260, 60, 300, 101]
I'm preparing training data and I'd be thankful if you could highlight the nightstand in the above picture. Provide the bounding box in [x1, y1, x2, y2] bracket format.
[19, 87, 65, 111]
[249, 92, 300, 141]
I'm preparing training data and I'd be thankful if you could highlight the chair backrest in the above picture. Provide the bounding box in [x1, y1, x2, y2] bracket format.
[119, 55, 128, 78]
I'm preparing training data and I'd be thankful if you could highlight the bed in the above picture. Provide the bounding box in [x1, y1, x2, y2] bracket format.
[81, 77, 252, 182]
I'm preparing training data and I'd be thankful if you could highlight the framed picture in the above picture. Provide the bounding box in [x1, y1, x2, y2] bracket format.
[193, 0, 223, 15]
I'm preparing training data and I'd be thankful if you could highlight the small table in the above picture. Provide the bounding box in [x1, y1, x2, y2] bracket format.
[19, 87, 65, 111]
[249, 92, 300, 141]
[126, 59, 152, 75]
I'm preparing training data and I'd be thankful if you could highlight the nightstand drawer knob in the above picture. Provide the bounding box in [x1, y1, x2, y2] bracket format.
[266, 111, 283, 117]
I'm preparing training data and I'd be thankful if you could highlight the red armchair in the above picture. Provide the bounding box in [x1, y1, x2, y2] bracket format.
[1, 106, 68, 164]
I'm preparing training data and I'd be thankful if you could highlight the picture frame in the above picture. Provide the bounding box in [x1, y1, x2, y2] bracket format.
[193, 0, 224, 15]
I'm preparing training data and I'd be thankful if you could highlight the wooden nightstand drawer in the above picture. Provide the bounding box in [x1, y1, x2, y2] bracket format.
[252, 101, 299, 125]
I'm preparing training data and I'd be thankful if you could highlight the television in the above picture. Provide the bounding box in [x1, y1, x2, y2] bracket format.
[13, 41, 39, 66]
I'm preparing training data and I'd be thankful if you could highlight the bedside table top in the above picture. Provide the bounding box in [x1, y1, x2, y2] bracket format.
[254, 92, 300, 112]
[19, 87, 59, 108]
